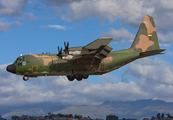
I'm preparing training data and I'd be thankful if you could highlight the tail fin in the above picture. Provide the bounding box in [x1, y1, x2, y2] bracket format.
[131, 15, 163, 54]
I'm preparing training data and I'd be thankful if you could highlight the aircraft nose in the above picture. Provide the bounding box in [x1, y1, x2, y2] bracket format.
[6, 64, 16, 74]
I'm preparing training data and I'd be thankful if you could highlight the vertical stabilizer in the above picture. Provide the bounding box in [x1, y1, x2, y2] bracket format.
[131, 15, 160, 53]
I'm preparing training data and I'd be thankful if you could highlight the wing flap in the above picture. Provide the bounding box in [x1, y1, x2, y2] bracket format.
[83, 37, 113, 59]
[96, 45, 113, 59]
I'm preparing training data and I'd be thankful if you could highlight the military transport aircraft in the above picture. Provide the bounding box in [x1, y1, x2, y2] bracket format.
[7, 16, 165, 81]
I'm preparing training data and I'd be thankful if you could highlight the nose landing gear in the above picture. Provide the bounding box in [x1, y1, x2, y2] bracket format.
[23, 75, 29, 81]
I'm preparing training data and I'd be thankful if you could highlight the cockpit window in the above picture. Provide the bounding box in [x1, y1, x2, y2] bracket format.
[14, 60, 17, 65]
[18, 58, 23, 61]
[17, 57, 25, 61]
[14, 57, 25, 65]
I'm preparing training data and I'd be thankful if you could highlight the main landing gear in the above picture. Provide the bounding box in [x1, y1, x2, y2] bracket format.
[66, 75, 89, 81]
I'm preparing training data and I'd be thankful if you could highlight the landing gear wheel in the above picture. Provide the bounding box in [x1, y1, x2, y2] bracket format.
[67, 75, 75, 81]
[75, 75, 83, 81]
[23, 75, 29, 81]
[83, 75, 89, 79]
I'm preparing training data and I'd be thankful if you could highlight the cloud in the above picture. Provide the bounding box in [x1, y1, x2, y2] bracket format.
[42, 0, 152, 25]
[40, 0, 173, 33]
[122, 58, 173, 102]
[15, 21, 22, 26]
[0, 64, 141, 106]
[157, 31, 173, 43]
[103, 25, 173, 44]
[0, 21, 11, 32]
[104, 28, 135, 42]
[0, 20, 23, 32]
[22, 13, 38, 21]
[2, 57, 173, 107]
[17, 13, 38, 21]
[0, 0, 27, 16]
[127, 58, 173, 85]
[99, 74, 118, 84]
[0, 65, 144, 106]
[41, 0, 82, 7]
[41, 25, 68, 30]
[152, 0, 173, 30]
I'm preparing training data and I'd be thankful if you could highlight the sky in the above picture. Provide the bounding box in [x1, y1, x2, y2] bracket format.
[1, 0, 173, 107]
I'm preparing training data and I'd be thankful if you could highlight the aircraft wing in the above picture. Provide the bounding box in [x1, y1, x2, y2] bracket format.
[83, 37, 113, 59]
[84, 37, 113, 50]
[62, 37, 113, 60]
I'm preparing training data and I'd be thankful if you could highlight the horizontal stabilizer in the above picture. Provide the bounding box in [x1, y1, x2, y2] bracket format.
[140, 49, 166, 58]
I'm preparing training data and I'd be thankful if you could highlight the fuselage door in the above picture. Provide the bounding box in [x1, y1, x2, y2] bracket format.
[99, 61, 106, 71]
[32, 65, 38, 73]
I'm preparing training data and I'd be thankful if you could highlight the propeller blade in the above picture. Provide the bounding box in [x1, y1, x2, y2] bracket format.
[64, 42, 67, 48]
[64, 42, 69, 54]
[60, 47, 62, 52]
[57, 46, 62, 58]
[67, 42, 69, 48]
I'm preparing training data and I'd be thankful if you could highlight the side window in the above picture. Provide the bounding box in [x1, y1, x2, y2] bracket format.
[18, 63, 22, 66]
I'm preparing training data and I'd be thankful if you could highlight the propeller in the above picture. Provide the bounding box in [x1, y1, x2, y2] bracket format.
[57, 46, 62, 58]
[63, 42, 69, 54]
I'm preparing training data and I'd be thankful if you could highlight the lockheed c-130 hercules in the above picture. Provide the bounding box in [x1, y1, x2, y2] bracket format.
[7, 16, 165, 81]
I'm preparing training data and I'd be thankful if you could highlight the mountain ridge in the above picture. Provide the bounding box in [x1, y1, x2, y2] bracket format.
[54, 99, 173, 119]
[1, 99, 173, 119]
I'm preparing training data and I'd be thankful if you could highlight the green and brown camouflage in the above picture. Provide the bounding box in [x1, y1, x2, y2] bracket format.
[6, 16, 165, 81]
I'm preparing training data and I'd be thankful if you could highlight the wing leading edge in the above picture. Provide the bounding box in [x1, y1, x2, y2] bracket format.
[84, 37, 113, 50]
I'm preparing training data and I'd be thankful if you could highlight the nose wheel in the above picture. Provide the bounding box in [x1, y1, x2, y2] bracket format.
[23, 75, 29, 81]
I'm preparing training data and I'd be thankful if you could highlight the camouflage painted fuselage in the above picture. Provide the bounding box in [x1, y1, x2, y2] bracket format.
[7, 15, 165, 81]
[14, 49, 140, 77]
